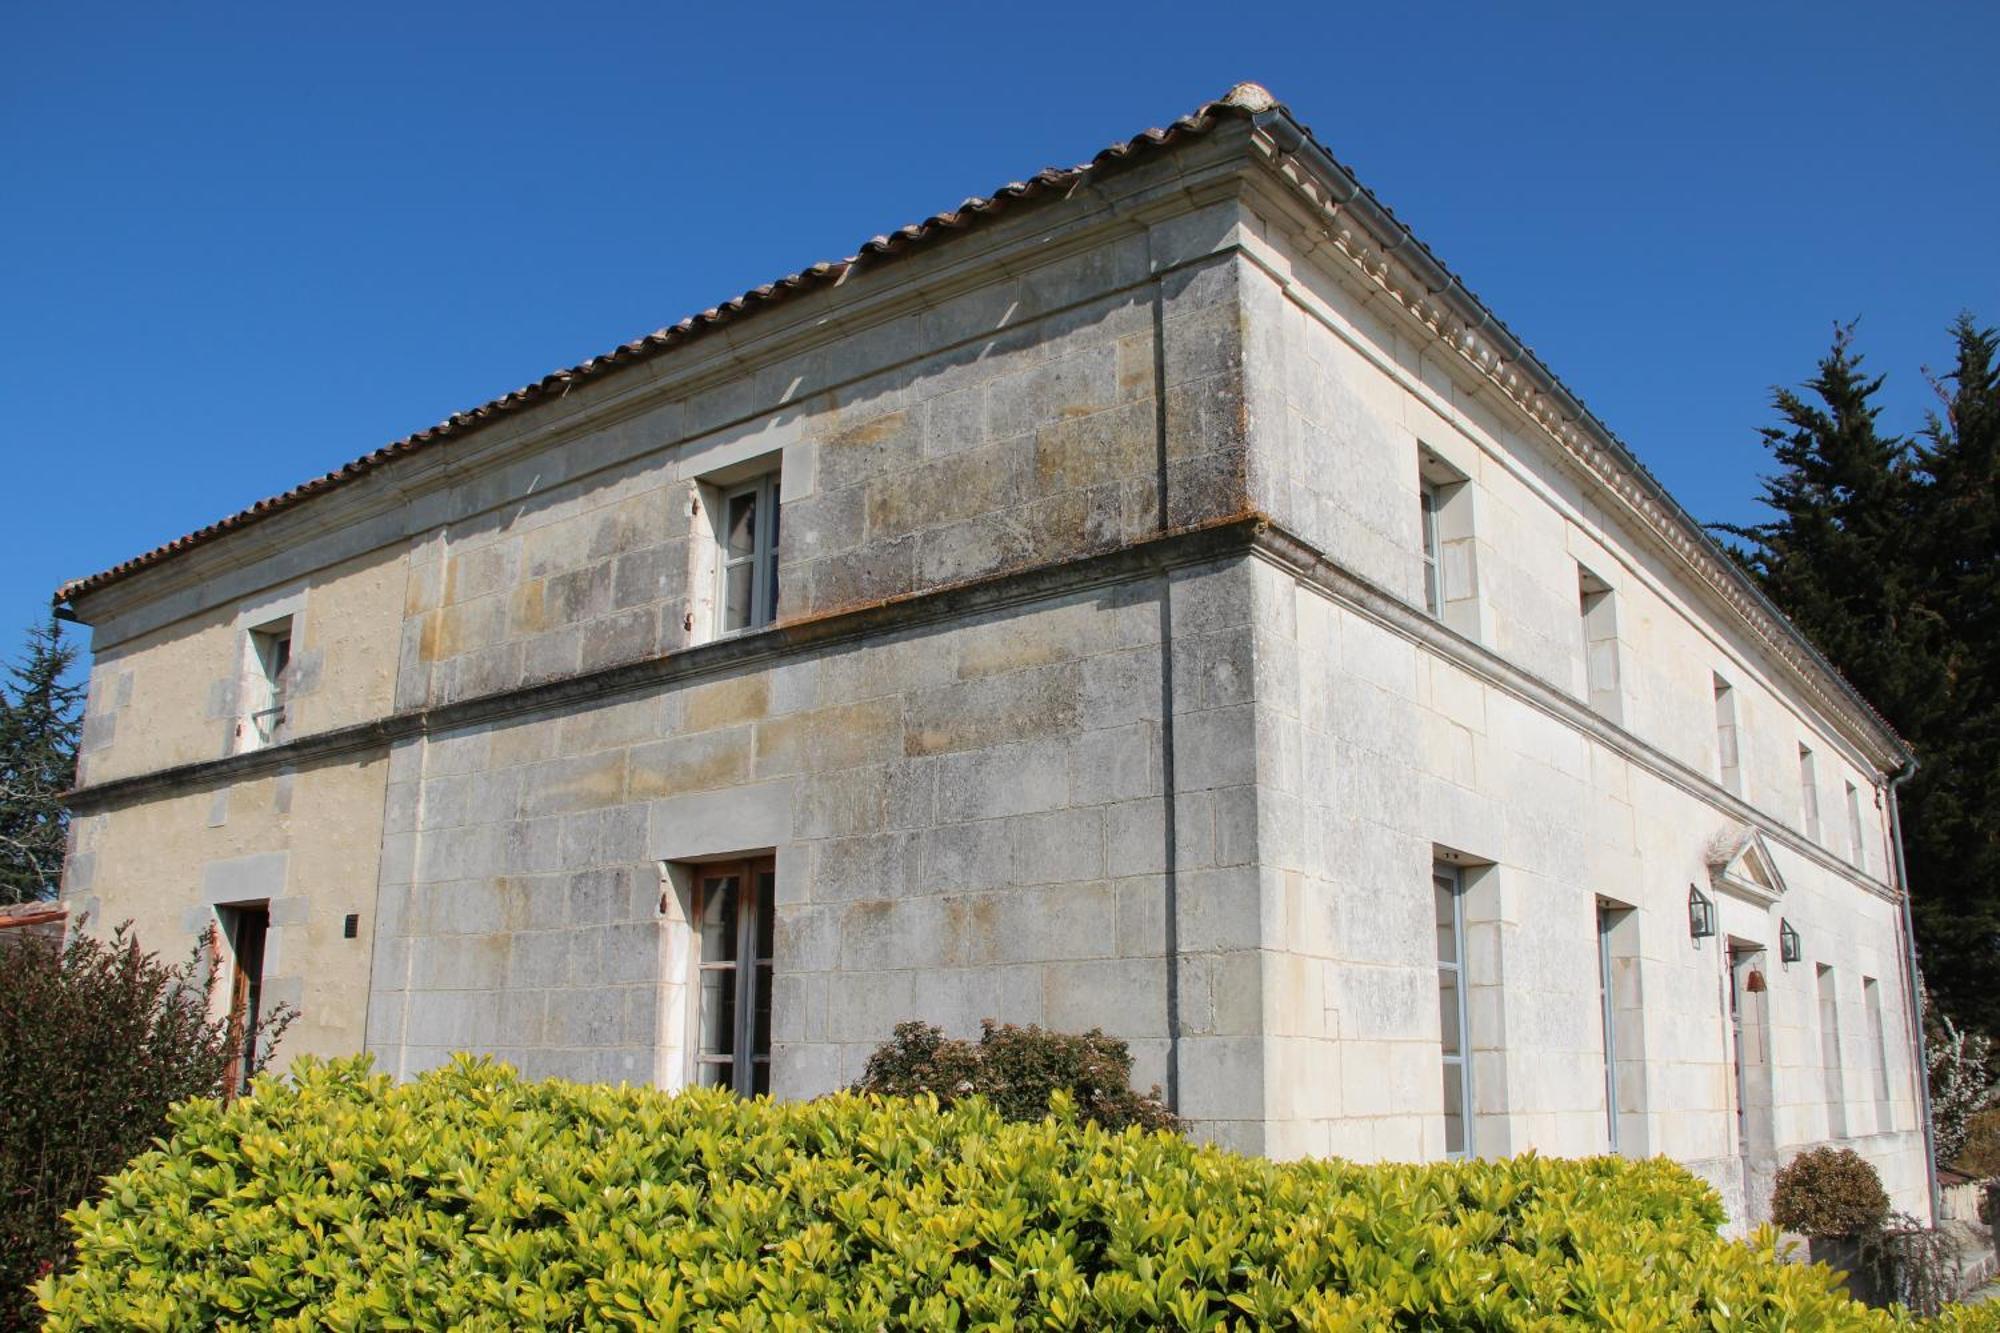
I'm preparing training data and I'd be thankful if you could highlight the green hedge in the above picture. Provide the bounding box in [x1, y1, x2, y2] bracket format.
[37, 1056, 2000, 1330]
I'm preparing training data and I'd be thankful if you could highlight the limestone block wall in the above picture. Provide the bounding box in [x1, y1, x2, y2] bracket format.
[1244, 554, 1924, 1220]
[77, 546, 406, 786]
[364, 556, 1270, 1145]
[1234, 207, 1895, 877]
[392, 227, 1255, 722]
[1227, 193, 1926, 1220]
[64, 754, 388, 1068]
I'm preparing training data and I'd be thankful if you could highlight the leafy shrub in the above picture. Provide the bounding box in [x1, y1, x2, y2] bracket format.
[855, 1019, 1179, 1132]
[1928, 1011, 1999, 1169]
[0, 921, 292, 1332]
[37, 1055, 2000, 1330]
[1859, 1212, 1961, 1317]
[1956, 1106, 2000, 1176]
[1773, 1146, 1893, 1238]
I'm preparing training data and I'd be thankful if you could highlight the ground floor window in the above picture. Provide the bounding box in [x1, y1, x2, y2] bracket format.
[693, 858, 774, 1095]
[218, 902, 269, 1097]
[1434, 861, 1472, 1157]
[1596, 902, 1619, 1152]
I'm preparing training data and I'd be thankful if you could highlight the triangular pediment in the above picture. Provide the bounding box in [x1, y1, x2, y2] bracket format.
[1705, 825, 1788, 905]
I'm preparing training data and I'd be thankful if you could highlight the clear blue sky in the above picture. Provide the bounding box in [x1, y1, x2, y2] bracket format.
[5, 4, 1996, 667]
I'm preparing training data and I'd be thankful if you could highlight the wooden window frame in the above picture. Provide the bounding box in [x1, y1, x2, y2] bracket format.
[1419, 481, 1443, 618]
[246, 619, 293, 746]
[218, 902, 270, 1099]
[1596, 902, 1620, 1152]
[690, 857, 775, 1096]
[1434, 861, 1472, 1157]
[717, 473, 781, 636]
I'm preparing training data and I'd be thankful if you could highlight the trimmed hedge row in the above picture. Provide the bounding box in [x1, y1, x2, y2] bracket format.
[38, 1056, 2000, 1330]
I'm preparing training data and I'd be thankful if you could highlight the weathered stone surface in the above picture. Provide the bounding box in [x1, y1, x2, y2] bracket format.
[69, 109, 1926, 1234]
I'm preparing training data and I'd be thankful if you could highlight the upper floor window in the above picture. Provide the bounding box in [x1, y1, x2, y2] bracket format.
[718, 472, 781, 636]
[1577, 564, 1623, 722]
[1420, 482, 1445, 617]
[1417, 447, 1477, 637]
[1845, 781, 1868, 871]
[1798, 744, 1821, 841]
[246, 617, 293, 748]
[1712, 674, 1742, 795]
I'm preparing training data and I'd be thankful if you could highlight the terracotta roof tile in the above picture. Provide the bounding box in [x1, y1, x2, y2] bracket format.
[55, 86, 1273, 604]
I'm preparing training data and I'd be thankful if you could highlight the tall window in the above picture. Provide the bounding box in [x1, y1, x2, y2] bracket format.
[1863, 977, 1892, 1133]
[1596, 902, 1620, 1151]
[218, 903, 270, 1098]
[1845, 781, 1867, 871]
[719, 473, 781, 635]
[1434, 861, 1472, 1157]
[1419, 481, 1443, 617]
[1798, 744, 1821, 841]
[1713, 675, 1742, 795]
[1817, 964, 1846, 1139]
[693, 858, 775, 1095]
[247, 618, 293, 747]
[1577, 565, 1622, 722]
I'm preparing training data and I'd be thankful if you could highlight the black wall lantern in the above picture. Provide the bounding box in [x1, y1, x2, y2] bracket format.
[1779, 918, 1801, 965]
[1688, 884, 1717, 941]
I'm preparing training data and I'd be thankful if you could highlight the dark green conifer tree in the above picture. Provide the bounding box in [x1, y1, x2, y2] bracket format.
[1904, 318, 2000, 1034]
[1721, 320, 2000, 1037]
[0, 616, 83, 904]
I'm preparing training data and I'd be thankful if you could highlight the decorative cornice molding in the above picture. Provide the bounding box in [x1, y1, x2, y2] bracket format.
[1244, 521, 1903, 907]
[70, 508, 1902, 911]
[67, 141, 1257, 641]
[1239, 112, 1909, 773]
[65, 515, 1263, 814]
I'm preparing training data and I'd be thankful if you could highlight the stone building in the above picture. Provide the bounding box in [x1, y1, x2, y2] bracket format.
[56, 84, 1932, 1226]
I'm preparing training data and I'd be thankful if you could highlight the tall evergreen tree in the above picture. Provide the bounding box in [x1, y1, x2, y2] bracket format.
[0, 616, 83, 904]
[1904, 318, 2000, 1034]
[1720, 320, 2000, 1038]
[1714, 326, 1943, 723]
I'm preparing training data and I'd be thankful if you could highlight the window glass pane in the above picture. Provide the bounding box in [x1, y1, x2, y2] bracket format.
[1442, 1063, 1465, 1155]
[726, 491, 758, 558]
[754, 964, 772, 1057]
[697, 1061, 733, 1089]
[723, 562, 753, 632]
[699, 877, 739, 963]
[768, 494, 780, 550]
[1433, 877, 1458, 963]
[755, 871, 775, 960]
[1437, 973, 1463, 1055]
[698, 970, 736, 1056]
[751, 1060, 770, 1097]
[762, 561, 780, 625]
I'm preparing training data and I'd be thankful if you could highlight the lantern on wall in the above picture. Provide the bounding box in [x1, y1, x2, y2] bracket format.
[1779, 918, 1802, 965]
[1688, 884, 1717, 941]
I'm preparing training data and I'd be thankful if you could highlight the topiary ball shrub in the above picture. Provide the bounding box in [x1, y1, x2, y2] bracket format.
[855, 1019, 1179, 1132]
[38, 1054, 2000, 1330]
[1773, 1146, 1893, 1238]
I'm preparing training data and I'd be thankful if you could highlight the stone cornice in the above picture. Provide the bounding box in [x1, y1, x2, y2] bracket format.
[1243, 521, 1903, 906]
[1236, 108, 1910, 774]
[67, 132, 1259, 644]
[65, 515, 1264, 814]
[68, 506, 1899, 911]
